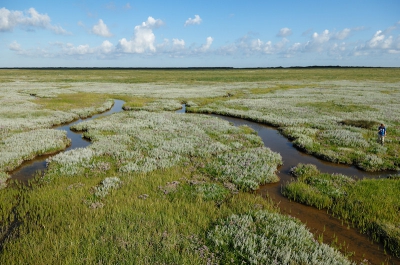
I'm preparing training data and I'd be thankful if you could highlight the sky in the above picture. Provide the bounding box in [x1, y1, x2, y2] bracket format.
[1, 0, 399, 68]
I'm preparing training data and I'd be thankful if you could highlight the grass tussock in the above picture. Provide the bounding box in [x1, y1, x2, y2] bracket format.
[339, 119, 379, 129]
[34, 92, 112, 111]
[283, 163, 400, 258]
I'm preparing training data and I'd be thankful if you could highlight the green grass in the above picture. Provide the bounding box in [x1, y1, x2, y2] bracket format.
[34, 93, 161, 114]
[283, 163, 400, 258]
[249, 83, 310, 94]
[0, 166, 274, 265]
[297, 101, 377, 113]
[34, 92, 113, 111]
[339, 119, 379, 129]
[1, 68, 400, 263]
[2, 68, 400, 84]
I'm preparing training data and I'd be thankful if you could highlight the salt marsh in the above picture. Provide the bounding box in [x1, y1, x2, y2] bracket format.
[0, 68, 399, 264]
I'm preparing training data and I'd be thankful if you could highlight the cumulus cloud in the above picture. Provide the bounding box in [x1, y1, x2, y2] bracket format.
[300, 29, 334, 53]
[0, 7, 69, 34]
[9, 41, 22, 51]
[92, 19, 113, 37]
[199, 36, 213, 52]
[334, 28, 351, 40]
[172, 38, 185, 49]
[312, 30, 331, 44]
[184, 15, 202, 26]
[354, 28, 400, 56]
[100, 40, 114, 53]
[277, 28, 292, 37]
[234, 33, 290, 55]
[365, 30, 396, 51]
[251, 39, 273, 53]
[64, 43, 93, 55]
[368, 30, 386, 48]
[117, 16, 163, 53]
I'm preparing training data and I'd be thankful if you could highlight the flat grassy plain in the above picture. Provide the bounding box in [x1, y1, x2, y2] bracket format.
[0, 68, 399, 264]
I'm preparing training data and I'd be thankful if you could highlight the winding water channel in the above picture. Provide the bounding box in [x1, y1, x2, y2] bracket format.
[9, 100, 126, 182]
[10, 102, 400, 265]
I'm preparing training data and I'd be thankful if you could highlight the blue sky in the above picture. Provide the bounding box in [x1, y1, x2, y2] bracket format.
[1, 0, 399, 67]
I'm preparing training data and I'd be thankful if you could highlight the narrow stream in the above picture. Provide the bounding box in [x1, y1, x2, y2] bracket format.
[9, 102, 400, 264]
[210, 114, 399, 264]
[180, 104, 400, 264]
[9, 100, 125, 182]
[204, 114, 399, 265]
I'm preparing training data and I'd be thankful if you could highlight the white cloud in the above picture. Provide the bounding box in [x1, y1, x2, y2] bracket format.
[184, 15, 202, 26]
[92, 19, 113, 37]
[277, 28, 292, 37]
[285, 42, 302, 57]
[124, 3, 132, 9]
[100, 40, 114, 53]
[300, 29, 334, 53]
[172, 38, 185, 49]
[9, 41, 22, 51]
[64, 43, 93, 55]
[0, 7, 69, 34]
[362, 29, 398, 52]
[118, 16, 163, 53]
[199, 36, 213, 52]
[334, 28, 351, 40]
[312, 30, 331, 44]
[368, 30, 386, 48]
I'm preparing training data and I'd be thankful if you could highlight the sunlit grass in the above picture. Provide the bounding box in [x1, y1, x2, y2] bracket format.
[1, 68, 399, 263]
[1, 68, 400, 83]
[283, 163, 400, 258]
[34, 92, 112, 111]
[249, 83, 310, 94]
[120, 96, 155, 108]
[0, 162, 275, 264]
[297, 101, 377, 113]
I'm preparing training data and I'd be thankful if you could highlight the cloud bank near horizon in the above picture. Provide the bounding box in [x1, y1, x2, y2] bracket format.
[1, 6, 400, 67]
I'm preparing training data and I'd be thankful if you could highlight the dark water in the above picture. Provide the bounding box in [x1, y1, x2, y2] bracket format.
[9, 100, 125, 182]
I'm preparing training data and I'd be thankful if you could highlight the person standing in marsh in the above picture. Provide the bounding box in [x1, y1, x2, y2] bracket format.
[378, 123, 387, 145]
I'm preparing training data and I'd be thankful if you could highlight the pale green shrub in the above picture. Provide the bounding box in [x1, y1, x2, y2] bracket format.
[0, 129, 70, 172]
[207, 211, 355, 264]
[94, 177, 122, 198]
[204, 147, 281, 191]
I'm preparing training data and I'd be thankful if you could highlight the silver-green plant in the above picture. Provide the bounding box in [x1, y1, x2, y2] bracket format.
[50, 111, 282, 190]
[94, 177, 122, 198]
[207, 210, 355, 264]
[0, 129, 70, 172]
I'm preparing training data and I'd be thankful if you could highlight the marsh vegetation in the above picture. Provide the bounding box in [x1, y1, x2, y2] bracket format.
[0, 68, 399, 264]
